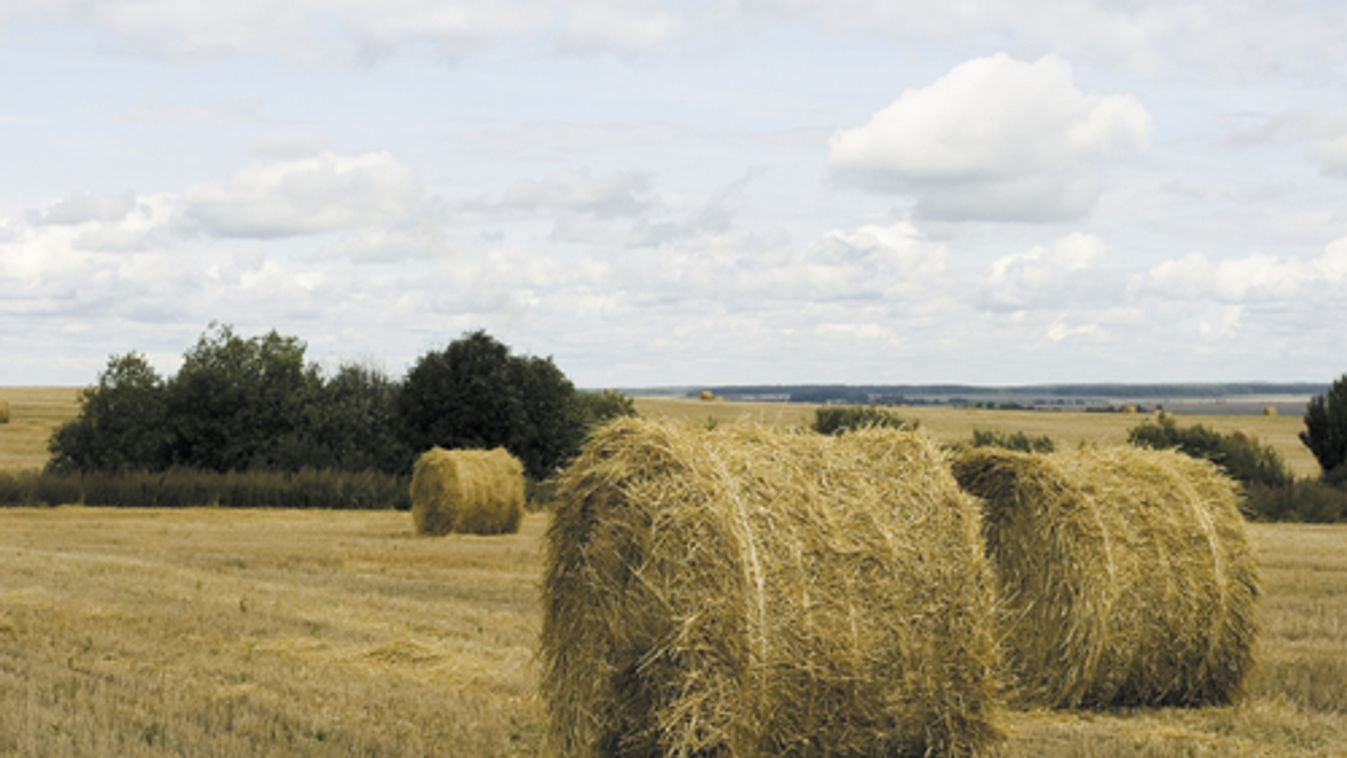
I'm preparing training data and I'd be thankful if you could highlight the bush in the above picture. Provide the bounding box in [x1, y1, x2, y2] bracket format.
[970, 429, 1055, 453]
[1301, 374, 1347, 481]
[1128, 415, 1292, 488]
[1245, 481, 1347, 522]
[48, 353, 172, 473]
[813, 405, 917, 435]
[574, 389, 637, 431]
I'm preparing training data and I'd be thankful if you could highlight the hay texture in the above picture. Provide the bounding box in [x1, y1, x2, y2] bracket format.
[409, 447, 524, 536]
[542, 418, 1002, 757]
[952, 447, 1259, 709]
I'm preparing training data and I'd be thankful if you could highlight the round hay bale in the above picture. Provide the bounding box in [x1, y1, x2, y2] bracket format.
[543, 418, 1003, 757]
[1262, 404, 1278, 417]
[0, 399, 9, 424]
[951, 447, 1259, 709]
[409, 447, 524, 536]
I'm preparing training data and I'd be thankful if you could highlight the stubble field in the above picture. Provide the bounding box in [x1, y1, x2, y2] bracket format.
[0, 389, 1344, 755]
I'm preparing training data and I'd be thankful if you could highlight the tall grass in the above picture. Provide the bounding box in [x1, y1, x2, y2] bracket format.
[0, 468, 409, 509]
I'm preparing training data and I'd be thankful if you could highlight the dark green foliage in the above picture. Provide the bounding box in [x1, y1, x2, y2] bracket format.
[1300, 374, 1347, 481]
[48, 353, 171, 472]
[0, 468, 407, 509]
[166, 324, 322, 472]
[47, 326, 411, 477]
[574, 389, 638, 431]
[286, 363, 410, 473]
[1244, 481, 1347, 522]
[398, 331, 587, 479]
[970, 429, 1056, 453]
[812, 405, 917, 436]
[1128, 415, 1292, 488]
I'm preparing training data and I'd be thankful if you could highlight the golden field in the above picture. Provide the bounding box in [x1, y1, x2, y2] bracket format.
[1, 509, 1345, 757]
[1, 387, 1344, 756]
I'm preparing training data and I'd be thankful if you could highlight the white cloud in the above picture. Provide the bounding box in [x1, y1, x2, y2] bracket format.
[1307, 134, 1347, 177]
[1136, 240, 1347, 303]
[829, 54, 1149, 221]
[28, 191, 138, 226]
[985, 232, 1107, 308]
[183, 150, 423, 239]
[482, 169, 654, 217]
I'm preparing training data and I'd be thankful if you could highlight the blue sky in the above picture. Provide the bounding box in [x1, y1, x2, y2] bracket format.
[2, 1, 1346, 387]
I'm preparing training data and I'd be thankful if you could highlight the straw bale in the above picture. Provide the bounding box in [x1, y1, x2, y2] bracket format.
[409, 447, 524, 535]
[542, 418, 1003, 757]
[0, 399, 9, 424]
[951, 446, 1259, 709]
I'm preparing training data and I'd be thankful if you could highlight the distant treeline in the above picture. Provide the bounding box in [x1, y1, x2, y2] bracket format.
[48, 325, 635, 482]
[676, 383, 1328, 405]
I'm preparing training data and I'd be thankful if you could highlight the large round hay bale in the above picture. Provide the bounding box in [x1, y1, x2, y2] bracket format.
[951, 447, 1259, 709]
[543, 418, 1003, 757]
[409, 447, 524, 535]
[0, 399, 9, 424]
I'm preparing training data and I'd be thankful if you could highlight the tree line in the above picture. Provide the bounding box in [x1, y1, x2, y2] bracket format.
[49, 325, 634, 480]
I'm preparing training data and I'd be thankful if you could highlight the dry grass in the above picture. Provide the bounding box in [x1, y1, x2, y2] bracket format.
[543, 420, 1001, 756]
[0, 510, 1344, 756]
[633, 397, 1321, 477]
[953, 447, 1257, 709]
[410, 447, 525, 535]
[0, 387, 82, 470]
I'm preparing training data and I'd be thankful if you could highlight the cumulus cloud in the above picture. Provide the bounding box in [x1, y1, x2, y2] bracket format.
[1136, 239, 1347, 303]
[28, 191, 138, 226]
[479, 169, 654, 218]
[183, 150, 423, 239]
[829, 54, 1150, 221]
[985, 232, 1107, 309]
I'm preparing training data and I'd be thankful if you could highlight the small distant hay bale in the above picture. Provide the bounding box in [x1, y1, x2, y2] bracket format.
[409, 447, 524, 536]
[1120, 404, 1138, 413]
[697, 389, 720, 401]
[0, 399, 9, 424]
[1262, 405, 1278, 417]
[951, 447, 1259, 709]
[543, 418, 1003, 757]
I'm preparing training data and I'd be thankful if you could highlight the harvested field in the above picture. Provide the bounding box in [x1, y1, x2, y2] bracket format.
[0, 509, 1344, 756]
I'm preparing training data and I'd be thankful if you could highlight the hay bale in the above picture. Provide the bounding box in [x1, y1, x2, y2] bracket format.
[0, 399, 9, 424]
[409, 447, 524, 535]
[543, 418, 1003, 757]
[951, 447, 1259, 709]
[1262, 404, 1278, 417]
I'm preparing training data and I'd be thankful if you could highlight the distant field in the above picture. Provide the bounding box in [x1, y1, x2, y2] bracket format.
[0, 508, 1343, 756]
[0, 388, 1320, 477]
[634, 396, 1321, 478]
[0, 387, 81, 470]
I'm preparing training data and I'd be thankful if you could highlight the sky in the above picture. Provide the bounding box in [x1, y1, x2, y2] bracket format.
[2, 1, 1346, 388]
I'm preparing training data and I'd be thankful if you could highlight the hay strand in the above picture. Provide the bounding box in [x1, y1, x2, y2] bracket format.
[409, 447, 524, 535]
[952, 446, 1259, 709]
[542, 418, 1003, 757]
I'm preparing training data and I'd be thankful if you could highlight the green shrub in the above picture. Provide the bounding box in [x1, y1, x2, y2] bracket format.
[813, 405, 917, 436]
[1128, 415, 1292, 488]
[1301, 374, 1347, 480]
[0, 468, 407, 509]
[970, 429, 1055, 453]
[1244, 481, 1347, 522]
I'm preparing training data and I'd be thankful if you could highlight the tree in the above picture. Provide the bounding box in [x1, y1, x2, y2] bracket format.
[398, 331, 586, 479]
[1301, 374, 1347, 483]
[165, 324, 321, 472]
[300, 363, 410, 473]
[48, 353, 171, 472]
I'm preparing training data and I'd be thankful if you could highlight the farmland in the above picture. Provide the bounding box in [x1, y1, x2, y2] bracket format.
[1, 387, 1345, 755]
